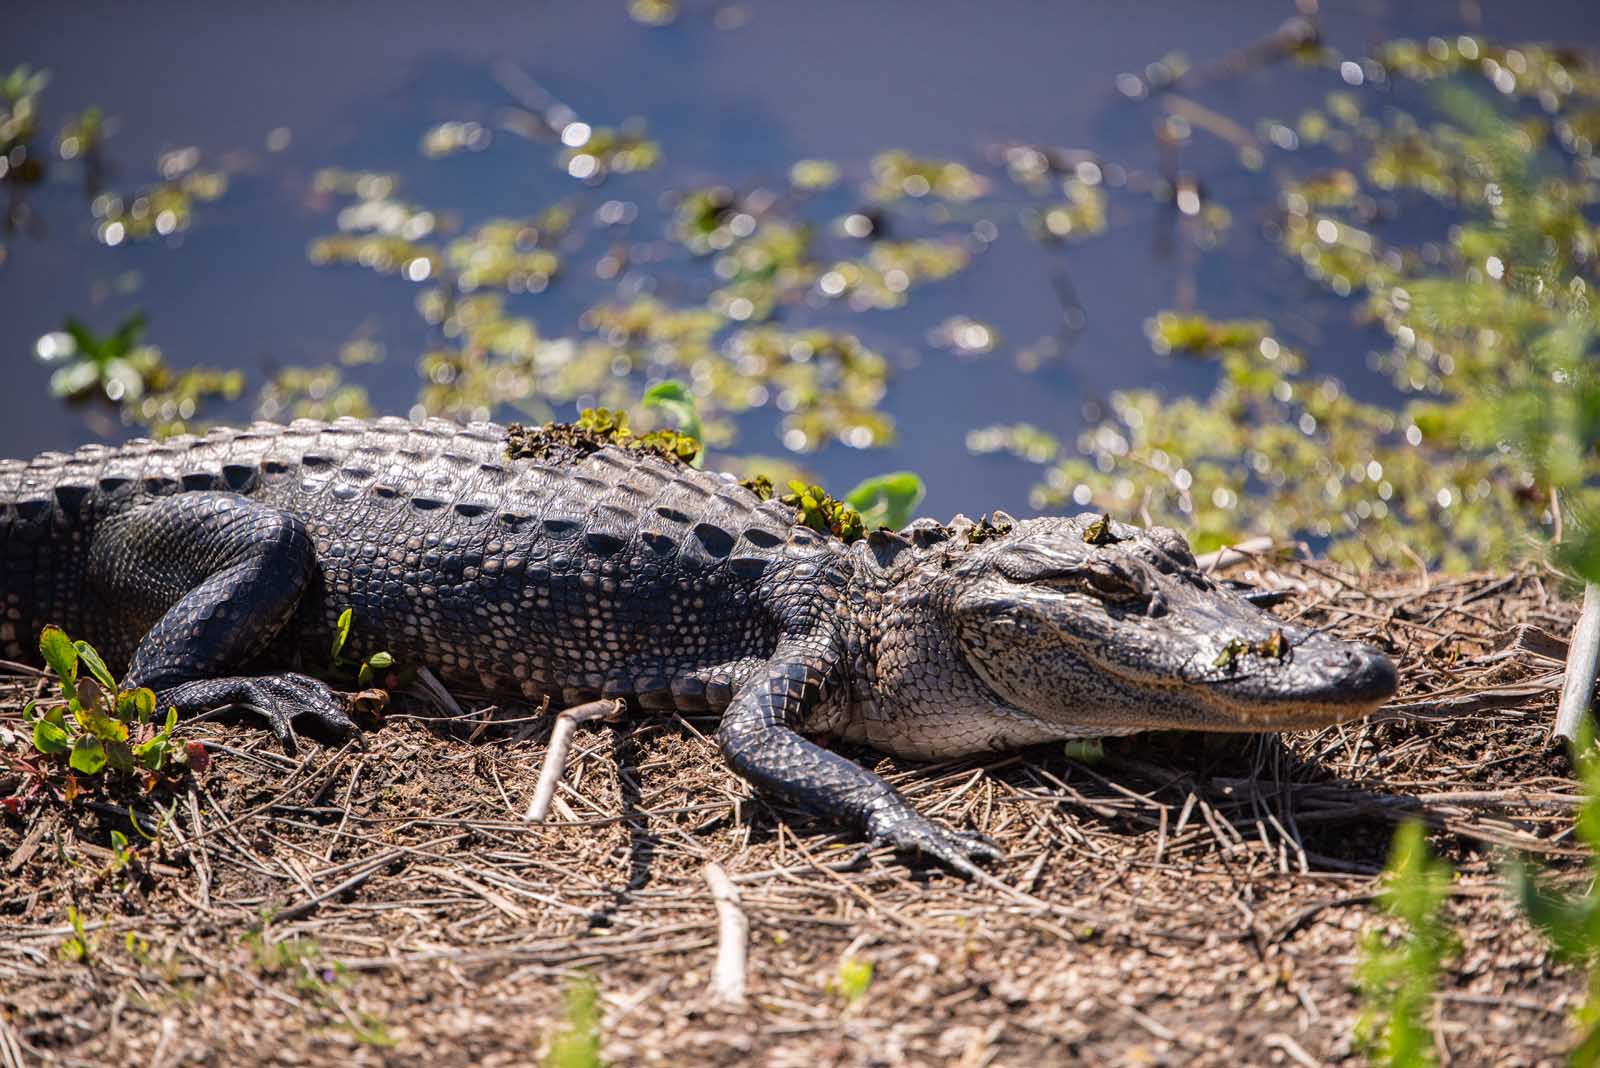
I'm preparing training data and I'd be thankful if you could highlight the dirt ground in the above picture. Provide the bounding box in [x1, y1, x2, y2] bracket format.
[0, 555, 1590, 1067]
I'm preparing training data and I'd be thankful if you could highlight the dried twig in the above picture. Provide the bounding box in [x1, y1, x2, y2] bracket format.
[524, 699, 625, 822]
[703, 861, 749, 1007]
[1555, 581, 1600, 743]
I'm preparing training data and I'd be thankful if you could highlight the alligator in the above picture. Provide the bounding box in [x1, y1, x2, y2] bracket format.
[0, 417, 1397, 875]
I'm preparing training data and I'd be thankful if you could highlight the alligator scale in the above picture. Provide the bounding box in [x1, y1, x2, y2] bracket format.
[0, 417, 1397, 873]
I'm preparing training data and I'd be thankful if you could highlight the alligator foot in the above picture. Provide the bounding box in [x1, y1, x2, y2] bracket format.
[158, 672, 356, 754]
[869, 810, 1003, 879]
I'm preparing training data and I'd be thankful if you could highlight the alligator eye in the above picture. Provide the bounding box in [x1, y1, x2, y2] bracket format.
[1044, 562, 1148, 605]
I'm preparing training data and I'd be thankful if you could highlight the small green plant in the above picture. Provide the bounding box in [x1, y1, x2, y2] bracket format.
[830, 956, 874, 1005]
[508, 406, 701, 467]
[58, 905, 95, 963]
[780, 481, 866, 542]
[546, 975, 603, 1068]
[34, 313, 244, 436]
[26, 625, 197, 788]
[328, 608, 398, 689]
[344, 1013, 398, 1049]
[108, 828, 133, 871]
[1509, 728, 1600, 1064]
[1355, 820, 1457, 1068]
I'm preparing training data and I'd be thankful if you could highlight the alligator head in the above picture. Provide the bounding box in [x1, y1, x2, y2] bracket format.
[855, 513, 1397, 758]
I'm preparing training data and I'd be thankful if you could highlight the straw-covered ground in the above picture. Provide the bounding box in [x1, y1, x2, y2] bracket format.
[0, 555, 1590, 1067]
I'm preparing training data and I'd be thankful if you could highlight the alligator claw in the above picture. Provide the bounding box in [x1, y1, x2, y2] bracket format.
[158, 672, 355, 755]
[870, 813, 1004, 879]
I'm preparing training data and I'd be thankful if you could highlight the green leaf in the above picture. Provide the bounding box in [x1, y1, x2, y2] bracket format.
[69, 736, 107, 775]
[133, 735, 168, 770]
[641, 379, 704, 454]
[1508, 859, 1600, 963]
[73, 677, 105, 714]
[73, 641, 116, 690]
[332, 608, 353, 660]
[366, 651, 394, 670]
[80, 711, 129, 743]
[164, 705, 178, 733]
[39, 626, 77, 687]
[104, 741, 134, 773]
[845, 472, 926, 530]
[33, 718, 72, 755]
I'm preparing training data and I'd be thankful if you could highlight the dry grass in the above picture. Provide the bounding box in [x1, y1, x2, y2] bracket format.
[0, 557, 1590, 1067]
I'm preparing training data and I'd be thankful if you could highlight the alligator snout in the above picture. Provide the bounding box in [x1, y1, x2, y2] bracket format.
[1296, 640, 1398, 707]
[1205, 631, 1399, 725]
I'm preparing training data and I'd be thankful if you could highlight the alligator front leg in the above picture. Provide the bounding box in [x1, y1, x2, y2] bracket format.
[718, 642, 1001, 877]
[87, 491, 354, 751]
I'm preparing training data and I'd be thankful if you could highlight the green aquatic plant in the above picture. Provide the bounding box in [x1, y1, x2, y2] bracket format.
[34, 313, 245, 437]
[1008, 76, 1600, 572]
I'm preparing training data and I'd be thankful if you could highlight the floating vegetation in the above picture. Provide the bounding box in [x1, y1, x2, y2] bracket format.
[1, 65, 51, 226]
[420, 120, 491, 158]
[1030, 178, 1108, 243]
[1145, 313, 1270, 359]
[445, 218, 560, 292]
[34, 313, 244, 437]
[90, 149, 228, 246]
[866, 151, 988, 202]
[1003, 61, 1600, 573]
[255, 366, 372, 424]
[626, 0, 676, 26]
[965, 423, 1060, 464]
[558, 121, 661, 182]
[789, 159, 840, 191]
[818, 239, 971, 311]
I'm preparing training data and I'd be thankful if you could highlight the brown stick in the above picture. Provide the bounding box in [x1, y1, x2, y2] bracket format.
[703, 861, 749, 1007]
[1555, 582, 1600, 743]
[523, 699, 625, 822]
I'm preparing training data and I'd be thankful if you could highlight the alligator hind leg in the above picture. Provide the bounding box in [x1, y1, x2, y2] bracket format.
[87, 491, 353, 751]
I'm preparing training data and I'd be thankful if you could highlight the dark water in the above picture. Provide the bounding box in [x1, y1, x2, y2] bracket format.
[6, 0, 1599, 519]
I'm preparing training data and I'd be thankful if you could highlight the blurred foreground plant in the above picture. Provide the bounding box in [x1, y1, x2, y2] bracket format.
[1356, 821, 1457, 1068]
[1510, 727, 1600, 1065]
